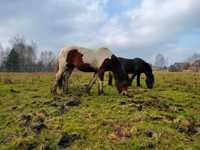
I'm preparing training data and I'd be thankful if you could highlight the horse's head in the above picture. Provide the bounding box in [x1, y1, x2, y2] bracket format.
[115, 79, 129, 95]
[145, 72, 154, 89]
[111, 55, 129, 95]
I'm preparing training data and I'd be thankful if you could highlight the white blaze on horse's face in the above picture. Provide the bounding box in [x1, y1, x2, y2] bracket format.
[121, 90, 128, 96]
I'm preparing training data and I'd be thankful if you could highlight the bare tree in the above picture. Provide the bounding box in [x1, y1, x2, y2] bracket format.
[38, 50, 55, 71]
[190, 60, 200, 72]
[9, 36, 37, 71]
[1, 35, 55, 72]
[187, 53, 200, 63]
[155, 54, 167, 68]
[0, 44, 10, 70]
[0, 42, 4, 66]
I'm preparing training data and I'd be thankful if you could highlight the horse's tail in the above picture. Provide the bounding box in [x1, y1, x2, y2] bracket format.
[54, 57, 63, 89]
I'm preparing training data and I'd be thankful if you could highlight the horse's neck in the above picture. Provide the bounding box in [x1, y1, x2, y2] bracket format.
[111, 63, 125, 81]
[144, 66, 152, 77]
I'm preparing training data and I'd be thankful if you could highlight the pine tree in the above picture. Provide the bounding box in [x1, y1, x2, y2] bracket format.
[5, 49, 20, 72]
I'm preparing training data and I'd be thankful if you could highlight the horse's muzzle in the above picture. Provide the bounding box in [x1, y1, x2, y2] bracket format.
[121, 90, 128, 96]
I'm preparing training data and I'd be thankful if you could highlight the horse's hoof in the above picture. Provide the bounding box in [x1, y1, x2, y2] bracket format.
[108, 83, 113, 86]
[50, 89, 57, 96]
[63, 90, 69, 94]
[85, 89, 90, 93]
[98, 91, 105, 96]
[62, 93, 69, 96]
[84, 85, 90, 93]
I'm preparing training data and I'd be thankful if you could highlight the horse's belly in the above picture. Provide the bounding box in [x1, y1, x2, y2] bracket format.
[82, 55, 99, 69]
[77, 63, 97, 72]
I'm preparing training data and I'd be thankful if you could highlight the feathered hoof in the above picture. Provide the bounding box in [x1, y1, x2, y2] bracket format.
[50, 88, 57, 96]
[98, 91, 105, 96]
[84, 85, 91, 93]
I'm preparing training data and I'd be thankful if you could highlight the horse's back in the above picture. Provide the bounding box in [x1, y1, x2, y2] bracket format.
[96, 47, 112, 67]
[132, 58, 152, 73]
[58, 46, 113, 69]
[117, 57, 151, 74]
[76, 47, 112, 68]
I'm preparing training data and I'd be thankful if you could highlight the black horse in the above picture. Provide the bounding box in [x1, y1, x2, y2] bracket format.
[108, 57, 154, 89]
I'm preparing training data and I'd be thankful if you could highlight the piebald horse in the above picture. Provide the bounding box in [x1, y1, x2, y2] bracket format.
[51, 46, 129, 95]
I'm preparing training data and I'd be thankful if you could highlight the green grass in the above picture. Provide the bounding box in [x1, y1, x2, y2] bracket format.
[0, 71, 200, 150]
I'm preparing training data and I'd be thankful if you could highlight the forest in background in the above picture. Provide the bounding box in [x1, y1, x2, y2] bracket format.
[0, 36, 55, 72]
[0, 36, 200, 72]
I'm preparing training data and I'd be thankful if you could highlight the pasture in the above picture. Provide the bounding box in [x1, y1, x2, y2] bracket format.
[0, 72, 200, 149]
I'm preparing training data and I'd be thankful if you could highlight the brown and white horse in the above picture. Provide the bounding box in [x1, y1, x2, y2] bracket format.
[51, 46, 129, 95]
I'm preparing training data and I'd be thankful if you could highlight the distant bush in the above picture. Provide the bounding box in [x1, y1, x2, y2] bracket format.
[190, 60, 200, 72]
[168, 62, 190, 72]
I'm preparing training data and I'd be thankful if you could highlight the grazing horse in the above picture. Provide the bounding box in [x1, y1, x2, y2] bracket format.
[108, 57, 154, 89]
[51, 46, 129, 95]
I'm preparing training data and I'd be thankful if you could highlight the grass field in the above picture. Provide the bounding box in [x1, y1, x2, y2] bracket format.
[0, 71, 200, 150]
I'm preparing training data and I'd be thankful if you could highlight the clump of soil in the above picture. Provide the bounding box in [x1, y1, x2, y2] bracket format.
[10, 89, 20, 93]
[137, 104, 143, 111]
[17, 141, 37, 150]
[33, 112, 46, 122]
[120, 101, 126, 105]
[145, 129, 154, 138]
[66, 97, 81, 106]
[58, 133, 80, 148]
[108, 123, 132, 140]
[173, 116, 199, 136]
[19, 112, 48, 134]
[11, 106, 18, 110]
[58, 104, 69, 115]
[130, 99, 171, 111]
[47, 97, 63, 107]
[31, 123, 47, 134]
[19, 114, 32, 127]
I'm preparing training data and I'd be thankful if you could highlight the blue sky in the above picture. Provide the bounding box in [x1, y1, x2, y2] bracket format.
[0, 0, 200, 64]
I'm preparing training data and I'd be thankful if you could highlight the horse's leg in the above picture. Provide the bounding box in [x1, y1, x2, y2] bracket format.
[85, 73, 97, 93]
[129, 74, 136, 86]
[62, 67, 74, 95]
[51, 69, 64, 95]
[85, 73, 96, 88]
[108, 72, 113, 86]
[98, 69, 105, 95]
[137, 73, 141, 87]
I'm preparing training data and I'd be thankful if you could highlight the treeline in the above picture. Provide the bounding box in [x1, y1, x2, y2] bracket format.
[168, 54, 200, 72]
[0, 36, 55, 72]
[154, 53, 200, 72]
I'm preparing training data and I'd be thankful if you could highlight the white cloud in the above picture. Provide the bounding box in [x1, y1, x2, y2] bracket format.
[0, 0, 108, 50]
[0, 0, 200, 63]
[100, 0, 200, 51]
